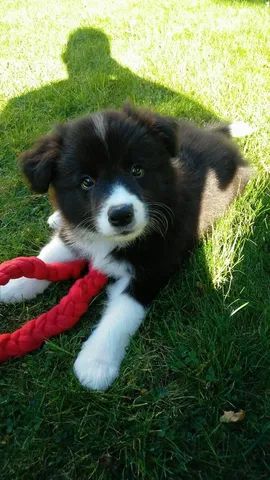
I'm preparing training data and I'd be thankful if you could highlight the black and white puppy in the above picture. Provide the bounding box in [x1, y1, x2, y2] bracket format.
[0, 105, 252, 390]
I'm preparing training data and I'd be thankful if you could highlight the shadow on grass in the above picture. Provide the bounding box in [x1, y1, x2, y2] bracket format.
[0, 27, 218, 257]
[0, 26, 269, 480]
[0, 27, 216, 159]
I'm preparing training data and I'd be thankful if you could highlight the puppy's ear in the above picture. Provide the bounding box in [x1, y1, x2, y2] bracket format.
[123, 103, 178, 156]
[20, 125, 65, 193]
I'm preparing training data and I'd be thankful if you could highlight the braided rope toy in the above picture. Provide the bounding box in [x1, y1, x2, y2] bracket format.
[0, 256, 108, 362]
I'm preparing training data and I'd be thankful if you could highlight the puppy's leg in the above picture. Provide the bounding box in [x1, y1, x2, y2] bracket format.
[0, 234, 75, 303]
[74, 284, 146, 391]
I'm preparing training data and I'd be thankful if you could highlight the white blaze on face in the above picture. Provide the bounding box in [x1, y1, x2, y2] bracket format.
[92, 112, 106, 140]
[96, 184, 147, 241]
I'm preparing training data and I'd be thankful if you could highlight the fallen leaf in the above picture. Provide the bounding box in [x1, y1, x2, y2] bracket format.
[220, 409, 245, 423]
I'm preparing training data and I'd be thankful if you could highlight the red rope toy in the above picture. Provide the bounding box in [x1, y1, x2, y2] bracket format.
[0, 256, 108, 362]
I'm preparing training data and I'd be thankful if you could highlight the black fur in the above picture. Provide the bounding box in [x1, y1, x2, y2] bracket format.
[21, 106, 249, 306]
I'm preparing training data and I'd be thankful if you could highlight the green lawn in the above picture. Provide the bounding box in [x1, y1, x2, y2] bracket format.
[0, 1, 270, 478]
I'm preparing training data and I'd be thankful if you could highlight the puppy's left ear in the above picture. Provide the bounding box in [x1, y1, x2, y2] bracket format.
[123, 104, 179, 157]
[20, 125, 66, 193]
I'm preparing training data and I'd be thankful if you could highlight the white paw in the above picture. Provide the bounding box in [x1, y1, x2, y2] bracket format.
[0, 277, 50, 303]
[74, 350, 119, 391]
[47, 211, 62, 230]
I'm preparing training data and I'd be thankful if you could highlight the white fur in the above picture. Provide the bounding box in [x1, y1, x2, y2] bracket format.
[74, 290, 146, 390]
[47, 210, 63, 230]
[92, 112, 106, 140]
[229, 121, 255, 138]
[38, 234, 76, 263]
[0, 235, 75, 303]
[1, 214, 144, 391]
[66, 226, 134, 279]
[96, 184, 147, 242]
[50, 224, 141, 390]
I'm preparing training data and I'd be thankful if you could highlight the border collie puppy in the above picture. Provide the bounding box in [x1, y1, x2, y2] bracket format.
[0, 105, 252, 390]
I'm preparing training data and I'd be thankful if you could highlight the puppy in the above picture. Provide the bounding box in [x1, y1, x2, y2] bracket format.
[0, 105, 252, 390]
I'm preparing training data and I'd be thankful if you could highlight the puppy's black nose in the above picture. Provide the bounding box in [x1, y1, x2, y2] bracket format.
[108, 204, 134, 227]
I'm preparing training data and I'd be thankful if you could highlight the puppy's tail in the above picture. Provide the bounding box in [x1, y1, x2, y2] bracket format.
[228, 121, 256, 138]
[211, 121, 256, 138]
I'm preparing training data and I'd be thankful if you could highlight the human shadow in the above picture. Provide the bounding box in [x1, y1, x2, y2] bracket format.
[0, 26, 219, 261]
[0, 27, 216, 169]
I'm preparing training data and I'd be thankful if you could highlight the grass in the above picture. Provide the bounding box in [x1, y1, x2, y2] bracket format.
[0, 0, 270, 478]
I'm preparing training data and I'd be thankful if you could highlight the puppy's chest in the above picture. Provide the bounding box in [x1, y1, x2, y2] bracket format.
[63, 227, 134, 281]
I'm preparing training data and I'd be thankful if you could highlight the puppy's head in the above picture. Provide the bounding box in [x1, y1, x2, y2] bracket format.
[21, 105, 178, 243]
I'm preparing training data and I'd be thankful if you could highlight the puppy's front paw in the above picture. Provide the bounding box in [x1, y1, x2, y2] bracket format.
[74, 350, 119, 391]
[0, 277, 50, 303]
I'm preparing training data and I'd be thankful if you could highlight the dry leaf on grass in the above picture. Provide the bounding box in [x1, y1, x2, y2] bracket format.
[220, 409, 245, 423]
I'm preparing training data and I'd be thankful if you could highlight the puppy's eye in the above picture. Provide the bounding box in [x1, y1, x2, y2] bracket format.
[81, 176, 95, 190]
[131, 164, 144, 178]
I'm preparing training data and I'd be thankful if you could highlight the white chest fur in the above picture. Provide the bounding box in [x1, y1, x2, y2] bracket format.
[66, 227, 133, 281]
